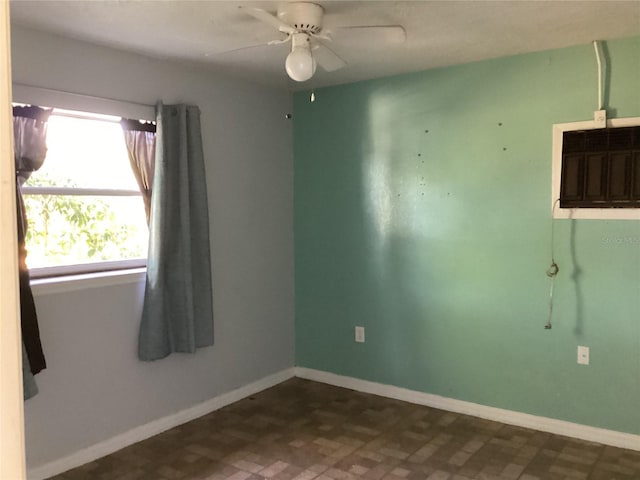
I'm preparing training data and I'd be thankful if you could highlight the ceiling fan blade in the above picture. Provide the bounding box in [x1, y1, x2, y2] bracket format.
[205, 43, 269, 58]
[313, 42, 347, 72]
[332, 25, 406, 46]
[207, 35, 291, 58]
[239, 6, 296, 35]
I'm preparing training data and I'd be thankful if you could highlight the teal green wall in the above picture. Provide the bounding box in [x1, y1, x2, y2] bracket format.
[294, 37, 640, 435]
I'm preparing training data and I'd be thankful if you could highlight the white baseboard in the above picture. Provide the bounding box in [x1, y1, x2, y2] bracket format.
[27, 368, 296, 480]
[295, 367, 640, 452]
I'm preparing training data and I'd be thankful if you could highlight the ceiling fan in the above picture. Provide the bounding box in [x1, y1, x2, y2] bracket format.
[236, 2, 406, 82]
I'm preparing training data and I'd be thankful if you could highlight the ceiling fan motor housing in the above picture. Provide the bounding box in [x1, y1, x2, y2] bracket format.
[277, 2, 324, 34]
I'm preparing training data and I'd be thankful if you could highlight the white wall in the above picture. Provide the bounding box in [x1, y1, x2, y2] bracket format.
[11, 25, 294, 469]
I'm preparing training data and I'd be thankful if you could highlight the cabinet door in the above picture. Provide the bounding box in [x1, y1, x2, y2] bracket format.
[608, 151, 631, 201]
[560, 153, 583, 206]
[584, 152, 607, 202]
[561, 127, 640, 208]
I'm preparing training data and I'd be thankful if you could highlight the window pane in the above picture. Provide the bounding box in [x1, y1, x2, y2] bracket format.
[23, 195, 148, 269]
[26, 114, 139, 190]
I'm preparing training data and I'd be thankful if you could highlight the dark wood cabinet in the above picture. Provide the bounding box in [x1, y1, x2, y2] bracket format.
[560, 126, 640, 208]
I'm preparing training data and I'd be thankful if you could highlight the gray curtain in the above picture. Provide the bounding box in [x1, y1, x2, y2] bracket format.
[13, 105, 52, 399]
[121, 120, 156, 224]
[138, 103, 214, 361]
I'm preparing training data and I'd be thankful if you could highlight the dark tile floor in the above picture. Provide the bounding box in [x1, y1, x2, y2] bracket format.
[51, 378, 639, 480]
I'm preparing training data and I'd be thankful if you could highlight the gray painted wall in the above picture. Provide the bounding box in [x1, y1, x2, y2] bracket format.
[11, 25, 295, 468]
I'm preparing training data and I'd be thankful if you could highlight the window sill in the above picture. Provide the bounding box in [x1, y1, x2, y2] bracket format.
[31, 268, 146, 296]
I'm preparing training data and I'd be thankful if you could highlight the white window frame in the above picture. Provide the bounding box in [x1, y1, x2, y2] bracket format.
[13, 86, 155, 282]
[22, 185, 146, 279]
[552, 116, 640, 220]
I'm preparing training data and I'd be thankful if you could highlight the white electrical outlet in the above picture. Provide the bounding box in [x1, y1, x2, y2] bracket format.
[355, 326, 365, 343]
[577, 346, 590, 365]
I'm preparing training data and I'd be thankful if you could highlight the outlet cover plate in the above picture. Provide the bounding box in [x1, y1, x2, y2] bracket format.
[577, 345, 590, 365]
[355, 326, 365, 343]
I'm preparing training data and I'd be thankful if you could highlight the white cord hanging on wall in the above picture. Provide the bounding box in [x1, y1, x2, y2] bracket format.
[545, 199, 560, 330]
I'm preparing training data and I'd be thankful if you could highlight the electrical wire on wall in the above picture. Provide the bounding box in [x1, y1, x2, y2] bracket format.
[592, 40, 607, 127]
[593, 40, 604, 111]
[545, 199, 560, 329]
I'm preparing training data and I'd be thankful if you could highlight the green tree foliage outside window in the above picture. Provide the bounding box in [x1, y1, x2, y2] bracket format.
[23, 175, 147, 269]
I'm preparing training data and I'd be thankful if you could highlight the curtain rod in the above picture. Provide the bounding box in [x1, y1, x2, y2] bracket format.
[12, 83, 155, 109]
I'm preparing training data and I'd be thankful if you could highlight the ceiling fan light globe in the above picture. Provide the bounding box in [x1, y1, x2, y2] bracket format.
[285, 48, 316, 82]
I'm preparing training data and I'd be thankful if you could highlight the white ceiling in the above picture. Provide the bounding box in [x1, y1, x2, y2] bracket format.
[9, 1, 640, 91]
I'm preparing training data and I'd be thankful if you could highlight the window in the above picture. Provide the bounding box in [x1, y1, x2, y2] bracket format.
[21, 108, 150, 277]
[552, 117, 640, 220]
